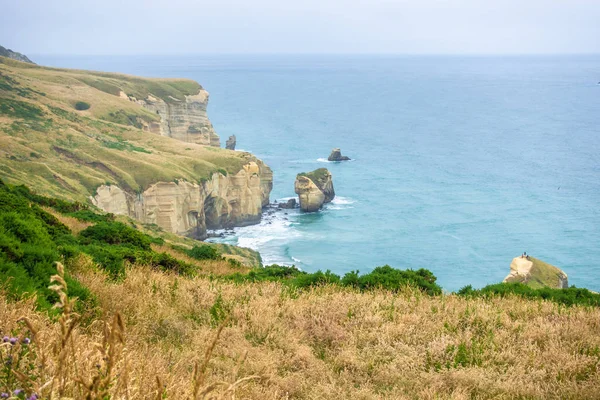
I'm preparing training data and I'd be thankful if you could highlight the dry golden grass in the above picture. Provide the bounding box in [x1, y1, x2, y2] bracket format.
[2, 262, 600, 399]
[41, 206, 93, 234]
[151, 243, 250, 276]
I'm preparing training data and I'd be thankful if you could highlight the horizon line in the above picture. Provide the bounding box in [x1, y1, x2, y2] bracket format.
[28, 51, 600, 58]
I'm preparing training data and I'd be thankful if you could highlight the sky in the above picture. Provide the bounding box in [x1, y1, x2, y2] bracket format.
[1, 0, 600, 55]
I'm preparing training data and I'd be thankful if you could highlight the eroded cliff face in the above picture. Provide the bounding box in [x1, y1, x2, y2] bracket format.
[92, 161, 273, 239]
[130, 90, 220, 147]
[295, 176, 325, 212]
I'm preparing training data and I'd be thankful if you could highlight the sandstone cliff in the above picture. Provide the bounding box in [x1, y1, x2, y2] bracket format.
[0, 56, 273, 236]
[503, 256, 568, 289]
[129, 90, 220, 147]
[92, 160, 272, 240]
[294, 168, 334, 212]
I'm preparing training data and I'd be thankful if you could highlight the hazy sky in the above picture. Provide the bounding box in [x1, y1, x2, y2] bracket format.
[1, 0, 600, 55]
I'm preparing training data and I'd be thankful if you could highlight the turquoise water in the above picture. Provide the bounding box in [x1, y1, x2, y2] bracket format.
[38, 55, 600, 291]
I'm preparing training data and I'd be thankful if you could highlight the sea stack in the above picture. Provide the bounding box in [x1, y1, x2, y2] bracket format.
[294, 168, 335, 212]
[503, 255, 568, 289]
[226, 135, 236, 150]
[328, 148, 351, 162]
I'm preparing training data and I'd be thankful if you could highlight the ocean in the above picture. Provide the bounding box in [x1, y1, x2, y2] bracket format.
[36, 54, 600, 292]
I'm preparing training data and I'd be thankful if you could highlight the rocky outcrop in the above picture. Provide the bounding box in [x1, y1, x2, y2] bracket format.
[226, 135, 236, 150]
[131, 91, 220, 147]
[294, 168, 335, 212]
[92, 160, 273, 240]
[278, 198, 297, 209]
[503, 256, 568, 289]
[328, 148, 351, 162]
[0, 45, 35, 64]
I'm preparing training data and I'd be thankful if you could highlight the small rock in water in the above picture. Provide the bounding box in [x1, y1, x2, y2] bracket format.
[278, 198, 297, 209]
[328, 148, 351, 162]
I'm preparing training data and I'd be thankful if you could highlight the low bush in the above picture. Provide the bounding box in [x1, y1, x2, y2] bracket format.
[343, 265, 442, 295]
[457, 282, 600, 307]
[74, 101, 90, 111]
[67, 210, 115, 223]
[187, 245, 221, 260]
[79, 222, 152, 250]
[225, 264, 442, 294]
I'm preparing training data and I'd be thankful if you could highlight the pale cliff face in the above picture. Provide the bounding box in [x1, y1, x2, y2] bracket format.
[132, 90, 220, 147]
[92, 84, 273, 236]
[295, 176, 326, 212]
[92, 161, 273, 239]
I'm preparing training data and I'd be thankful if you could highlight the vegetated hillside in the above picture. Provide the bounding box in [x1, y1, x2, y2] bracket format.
[2, 181, 600, 399]
[0, 45, 34, 64]
[0, 56, 254, 202]
[0, 179, 260, 311]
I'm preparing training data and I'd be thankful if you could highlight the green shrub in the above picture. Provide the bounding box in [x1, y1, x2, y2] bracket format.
[224, 264, 442, 295]
[74, 101, 90, 111]
[345, 265, 442, 295]
[187, 245, 221, 260]
[67, 210, 115, 223]
[79, 221, 152, 250]
[294, 270, 341, 288]
[0, 181, 95, 313]
[80, 244, 129, 278]
[135, 251, 195, 276]
[457, 282, 600, 307]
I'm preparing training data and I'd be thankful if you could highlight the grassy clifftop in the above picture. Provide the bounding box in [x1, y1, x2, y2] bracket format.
[298, 168, 330, 185]
[0, 57, 251, 201]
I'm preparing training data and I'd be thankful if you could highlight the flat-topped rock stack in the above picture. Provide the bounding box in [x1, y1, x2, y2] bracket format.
[294, 168, 335, 212]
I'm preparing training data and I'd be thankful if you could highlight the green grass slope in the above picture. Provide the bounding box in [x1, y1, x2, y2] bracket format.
[0, 57, 252, 202]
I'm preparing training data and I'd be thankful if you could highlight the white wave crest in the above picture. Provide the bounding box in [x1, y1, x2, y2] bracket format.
[331, 196, 355, 205]
[326, 196, 355, 210]
[276, 196, 298, 202]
